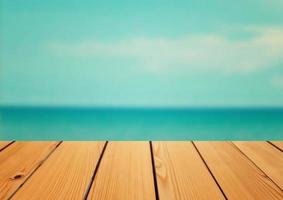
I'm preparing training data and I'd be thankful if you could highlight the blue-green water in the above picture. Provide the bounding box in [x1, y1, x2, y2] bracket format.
[0, 107, 282, 140]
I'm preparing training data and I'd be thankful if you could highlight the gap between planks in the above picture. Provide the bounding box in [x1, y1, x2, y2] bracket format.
[0, 142, 14, 152]
[149, 141, 160, 200]
[83, 141, 108, 200]
[268, 141, 283, 152]
[191, 141, 228, 200]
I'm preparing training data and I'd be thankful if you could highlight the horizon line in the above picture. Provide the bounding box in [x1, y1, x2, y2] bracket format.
[1, 104, 283, 110]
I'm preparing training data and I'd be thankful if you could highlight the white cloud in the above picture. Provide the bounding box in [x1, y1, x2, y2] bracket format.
[48, 26, 283, 74]
[263, 0, 283, 6]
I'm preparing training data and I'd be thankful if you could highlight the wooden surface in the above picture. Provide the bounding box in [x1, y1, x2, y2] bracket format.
[0, 142, 59, 199]
[12, 142, 105, 200]
[234, 142, 283, 189]
[88, 142, 156, 200]
[0, 141, 282, 200]
[152, 142, 225, 200]
[195, 142, 283, 200]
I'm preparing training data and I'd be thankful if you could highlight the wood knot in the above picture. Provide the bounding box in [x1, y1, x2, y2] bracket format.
[10, 172, 25, 180]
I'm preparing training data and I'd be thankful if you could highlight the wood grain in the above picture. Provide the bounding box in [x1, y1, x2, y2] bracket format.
[11, 142, 105, 200]
[195, 142, 283, 200]
[0, 142, 12, 151]
[270, 141, 283, 151]
[0, 142, 59, 199]
[153, 142, 225, 200]
[87, 142, 155, 200]
[234, 141, 283, 189]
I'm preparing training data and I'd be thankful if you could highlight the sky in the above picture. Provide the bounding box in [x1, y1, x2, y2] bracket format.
[0, 0, 283, 107]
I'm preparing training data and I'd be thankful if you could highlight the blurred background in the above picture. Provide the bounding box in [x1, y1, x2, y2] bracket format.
[0, 0, 283, 140]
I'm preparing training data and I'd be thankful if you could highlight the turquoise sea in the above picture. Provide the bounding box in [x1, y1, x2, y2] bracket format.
[0, 107, 282, 140]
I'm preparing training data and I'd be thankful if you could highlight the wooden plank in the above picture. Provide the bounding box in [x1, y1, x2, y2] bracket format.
[12, 142, 105, 200]
[0, 142, 59, 200]
[153, 142, 225, 200]
[87, 142, 155, 200]
[195, 142, 283, 200]
[0, 142, 12, 151]
[234, 142, 283, 189]
[270, 141, 283, 151]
